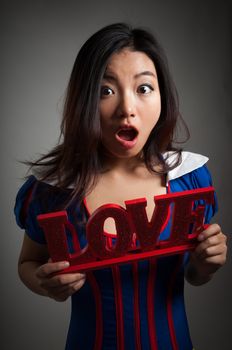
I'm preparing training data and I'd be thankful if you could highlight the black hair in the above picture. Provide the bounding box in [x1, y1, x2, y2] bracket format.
[28, 23, 189, 205]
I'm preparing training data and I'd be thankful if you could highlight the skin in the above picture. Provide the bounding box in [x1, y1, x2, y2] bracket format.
[185, 224, 227, 285]
[18, 234, 86, 302]
[18, 49, 227, 302]
[99, 49, 161, 161]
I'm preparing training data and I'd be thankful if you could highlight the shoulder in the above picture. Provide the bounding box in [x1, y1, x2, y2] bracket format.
[165, 151, 209, 183]
[165, 151, 218, 222]
[164, 151, 218, 219]
[15, 175, 65, 207]
[14, 175, 71, 229]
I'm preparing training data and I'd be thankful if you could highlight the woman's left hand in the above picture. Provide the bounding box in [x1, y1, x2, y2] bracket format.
[185, 223, 227, 285]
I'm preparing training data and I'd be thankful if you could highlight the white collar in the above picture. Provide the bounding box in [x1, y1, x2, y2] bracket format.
[165, 151, 208, 184]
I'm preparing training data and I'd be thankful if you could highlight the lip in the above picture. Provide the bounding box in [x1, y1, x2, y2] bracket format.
[115, 124, 138, 149]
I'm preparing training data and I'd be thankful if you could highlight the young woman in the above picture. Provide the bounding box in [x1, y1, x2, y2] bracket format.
[15, 23, 227, 350]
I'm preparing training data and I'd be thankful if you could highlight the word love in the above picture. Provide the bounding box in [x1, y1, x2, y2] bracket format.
[37, 187, 214, 273]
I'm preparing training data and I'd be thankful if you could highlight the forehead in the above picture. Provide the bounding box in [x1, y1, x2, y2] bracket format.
[105, 49, 157, 76]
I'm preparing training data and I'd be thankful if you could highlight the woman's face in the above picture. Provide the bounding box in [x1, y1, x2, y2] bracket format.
[99, 49, 161, 161]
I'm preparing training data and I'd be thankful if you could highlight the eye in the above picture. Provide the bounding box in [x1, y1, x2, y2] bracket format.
[137, 84, 154, 94]
[100, 86, 114, 97]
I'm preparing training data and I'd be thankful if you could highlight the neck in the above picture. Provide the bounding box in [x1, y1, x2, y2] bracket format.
[101, 154, 145, 174]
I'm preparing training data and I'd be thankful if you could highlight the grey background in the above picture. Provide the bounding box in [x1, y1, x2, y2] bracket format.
[1, 0, 231, 349]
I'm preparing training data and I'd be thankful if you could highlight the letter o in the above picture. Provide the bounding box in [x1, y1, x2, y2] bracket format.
[86, 204, 133, 259]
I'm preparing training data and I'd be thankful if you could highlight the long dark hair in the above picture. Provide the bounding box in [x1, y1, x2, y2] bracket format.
[28, 22, 189, 205]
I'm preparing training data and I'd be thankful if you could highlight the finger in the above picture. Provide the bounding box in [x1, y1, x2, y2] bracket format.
[196, 244, 227, 260]
[41, 272, 86, 288]
[48, 278, 86, 301]
[51, 272, 86, 287]
[196, 234, 222, 253]
[195, 233, 226, 256]
[36, 261, 70, 278]
[199, 253, 227, 267]
[197, 223, 221, 242]
[49, 277, 86, 293]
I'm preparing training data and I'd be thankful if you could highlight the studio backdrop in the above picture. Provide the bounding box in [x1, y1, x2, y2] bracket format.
[1, 1, 231, 349]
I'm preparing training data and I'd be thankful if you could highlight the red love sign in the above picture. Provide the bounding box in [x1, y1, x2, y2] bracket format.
[37, 187, 214, 273]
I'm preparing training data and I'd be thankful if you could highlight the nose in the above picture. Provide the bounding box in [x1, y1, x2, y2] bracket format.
[117, 91, 136, 119]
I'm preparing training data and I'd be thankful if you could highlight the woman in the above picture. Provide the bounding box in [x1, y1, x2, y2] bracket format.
[15, 23, 227, 350]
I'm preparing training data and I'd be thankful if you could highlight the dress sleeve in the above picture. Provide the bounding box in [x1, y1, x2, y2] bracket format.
[188, 164, 218, 223]
[14, 175, 46, 244]
[171, 164, 218, 267]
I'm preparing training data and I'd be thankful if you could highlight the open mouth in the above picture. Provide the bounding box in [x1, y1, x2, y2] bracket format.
[116, 126, 138, 141]
[115, 125, 139, 149]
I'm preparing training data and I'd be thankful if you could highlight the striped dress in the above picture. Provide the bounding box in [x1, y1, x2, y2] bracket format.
[14, 152, 217, 350]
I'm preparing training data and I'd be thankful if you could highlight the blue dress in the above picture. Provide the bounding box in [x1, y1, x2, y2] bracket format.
[14, 152, 217, 350]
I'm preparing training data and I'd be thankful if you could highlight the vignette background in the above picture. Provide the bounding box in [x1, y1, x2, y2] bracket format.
[1, 0, 231, 349]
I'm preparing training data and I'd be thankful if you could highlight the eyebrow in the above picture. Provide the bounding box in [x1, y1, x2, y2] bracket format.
[103, 70, 157, 81]
[134, 71, 157, 79]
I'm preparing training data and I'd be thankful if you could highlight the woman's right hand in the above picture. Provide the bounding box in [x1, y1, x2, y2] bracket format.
[36, 261, 86, 302]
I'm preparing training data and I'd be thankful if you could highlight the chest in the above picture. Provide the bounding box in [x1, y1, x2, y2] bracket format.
[85, 173, 167, 234]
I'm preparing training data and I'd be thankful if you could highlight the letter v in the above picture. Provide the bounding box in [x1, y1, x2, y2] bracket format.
[125, 196, 170, 251]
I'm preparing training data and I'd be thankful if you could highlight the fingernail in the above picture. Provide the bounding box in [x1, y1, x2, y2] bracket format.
[62, 261, 70, 267]
[198, 233, 204, 241]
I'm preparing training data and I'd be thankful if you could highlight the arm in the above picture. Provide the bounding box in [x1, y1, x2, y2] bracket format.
[185, 224, 227, 286]
[18, 234, 86, 301]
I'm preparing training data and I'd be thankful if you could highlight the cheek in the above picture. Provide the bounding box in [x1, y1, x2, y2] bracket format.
[153, 96, 161, 122]
[154, 94, 161, 114]
[146, 99, 161, 125]
[100, 117, 112, 133]
[99, 112, 113, 133]
[100, 116, 113, 143]
[99, 105, 109, 125]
